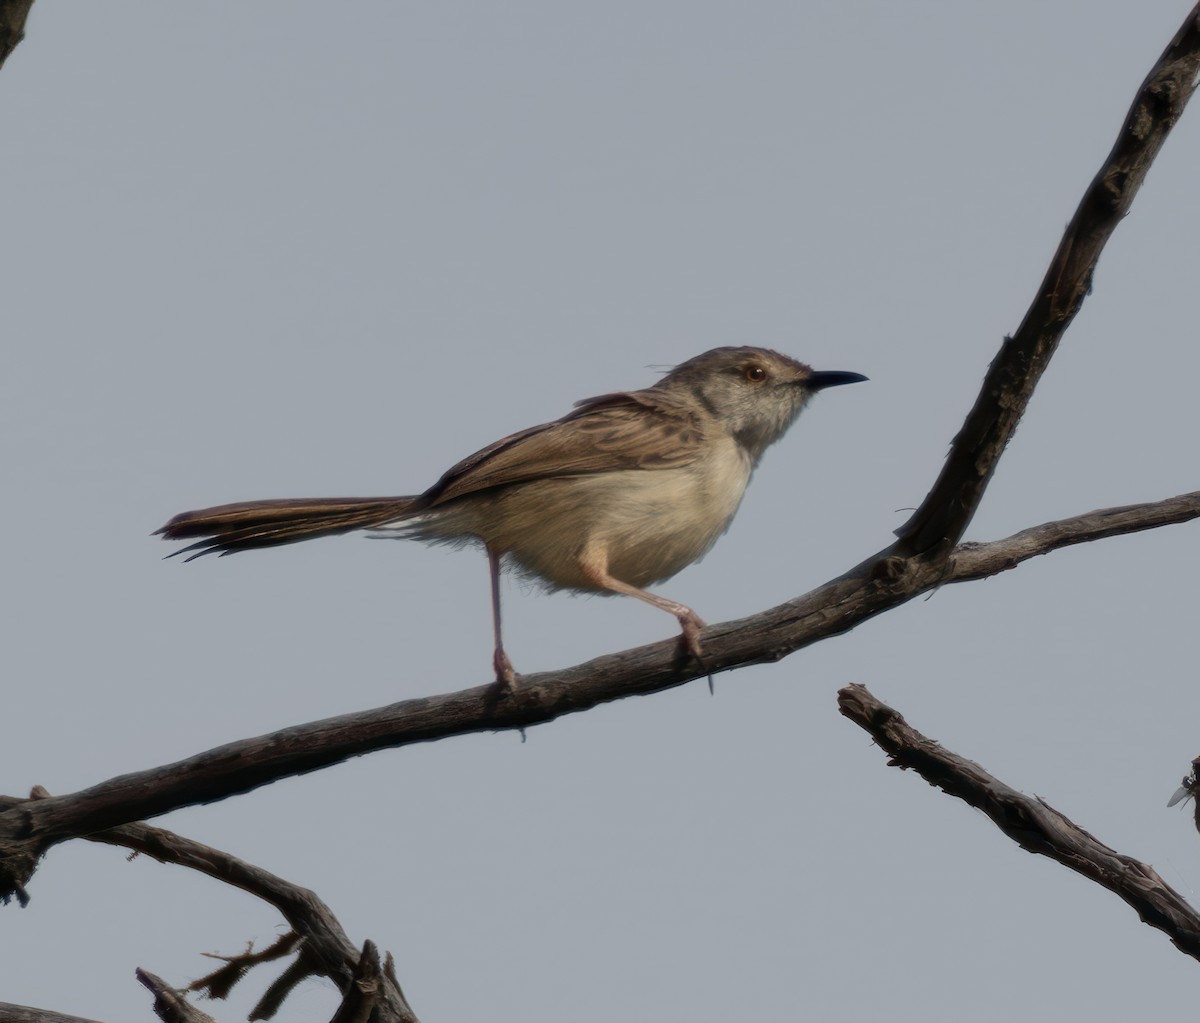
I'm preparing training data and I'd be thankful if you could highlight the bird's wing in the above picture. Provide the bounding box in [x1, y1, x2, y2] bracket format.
[424, 389, 708, 505]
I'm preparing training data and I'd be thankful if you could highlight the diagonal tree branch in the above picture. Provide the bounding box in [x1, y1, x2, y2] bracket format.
[5, 491, 1192, 1007]
[1, 489, 1195, 903]
[837, 684, 1200, 961]
[895, 5, 1200, 554]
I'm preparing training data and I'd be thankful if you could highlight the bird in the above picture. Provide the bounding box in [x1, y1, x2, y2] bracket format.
[157, 347, 866, 685]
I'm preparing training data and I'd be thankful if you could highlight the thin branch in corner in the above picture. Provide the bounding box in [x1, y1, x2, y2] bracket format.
[90, 819, 419, 1023]
[0, 790, 421, 1023]
[837, 684, 1200, 961]
[946, 492, 1200, 583]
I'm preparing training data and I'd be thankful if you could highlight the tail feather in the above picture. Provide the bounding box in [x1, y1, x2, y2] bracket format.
[156, 497, 420, 560]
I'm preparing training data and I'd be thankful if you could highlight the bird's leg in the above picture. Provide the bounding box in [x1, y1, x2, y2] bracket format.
[488, 547, 516, 689]
[577, 543, 709, 666]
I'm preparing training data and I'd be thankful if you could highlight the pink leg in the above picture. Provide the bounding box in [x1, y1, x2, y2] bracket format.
[577, 543, 707, 661]
[488, 548, 516, 687]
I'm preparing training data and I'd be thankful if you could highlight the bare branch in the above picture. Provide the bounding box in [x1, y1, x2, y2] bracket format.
[0, 1005, 106, 1023]
[135, 970, 218, 1023]
[2, 487, 1197, 904]
[838, 684, 1200, 961]
[186, 934, 302, 1003]
[135, 944, 392, 1023]
[0, 786, 420, 1021]
[92, 825, 359, 991]
[896, 5, 1200, 553]
[245, 951, 316, 1022]
[326, 942, 385, 1023]
[945, 492, 1200, 582]
[65, 801, 418, 1022]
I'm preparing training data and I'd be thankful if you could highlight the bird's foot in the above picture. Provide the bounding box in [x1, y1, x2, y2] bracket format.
[676, 610, 715, 692]
[492, 647, 517, 691]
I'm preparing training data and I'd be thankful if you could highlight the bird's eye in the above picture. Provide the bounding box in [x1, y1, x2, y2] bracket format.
[744, 364, 767, 383]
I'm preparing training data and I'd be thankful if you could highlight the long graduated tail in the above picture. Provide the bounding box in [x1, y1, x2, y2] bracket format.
[156, 496, 421, 561]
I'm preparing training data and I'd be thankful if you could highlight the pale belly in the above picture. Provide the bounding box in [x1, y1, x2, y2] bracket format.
[483, 447, 753, 591]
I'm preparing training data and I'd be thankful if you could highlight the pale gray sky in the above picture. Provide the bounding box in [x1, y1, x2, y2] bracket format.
[3, 3, 1199, 1021]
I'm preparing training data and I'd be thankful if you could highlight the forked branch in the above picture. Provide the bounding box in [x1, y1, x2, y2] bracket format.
[895, 5, 1200, 553]
[0, 790, 419, 1023]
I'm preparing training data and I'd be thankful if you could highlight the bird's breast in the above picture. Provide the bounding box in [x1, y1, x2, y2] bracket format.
[487, 437, 753, 591]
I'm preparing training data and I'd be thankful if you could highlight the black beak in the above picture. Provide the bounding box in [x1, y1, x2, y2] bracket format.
[806, 370, 868, 392]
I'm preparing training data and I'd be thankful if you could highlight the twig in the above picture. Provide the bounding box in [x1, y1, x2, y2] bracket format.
[92, 824, 361, 992]
[945, 492, 1200, 582]
[187, 934, 301, 1003]
[135, 970, 218, 1023]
